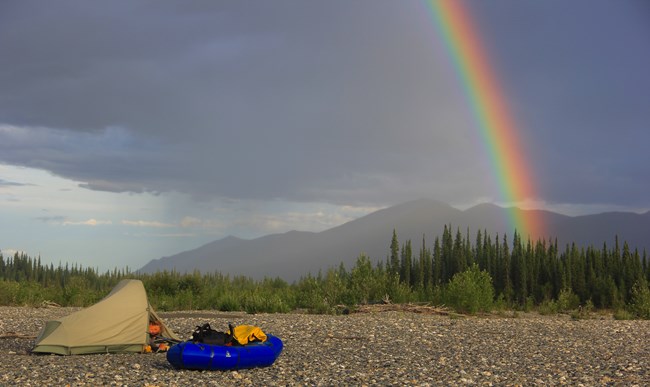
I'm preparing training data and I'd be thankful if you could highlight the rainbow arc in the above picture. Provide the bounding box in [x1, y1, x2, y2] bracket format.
[426, 0, 545, 240]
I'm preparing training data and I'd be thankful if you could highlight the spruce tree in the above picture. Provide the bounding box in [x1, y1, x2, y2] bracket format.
[442, 225, 453, 283]
[400, 240, 412, 287]
[433, 237, 442, 286]
[389, 229, 400, 277]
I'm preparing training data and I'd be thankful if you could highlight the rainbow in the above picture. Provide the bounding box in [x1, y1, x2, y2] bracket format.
[425, 0, 544, 240]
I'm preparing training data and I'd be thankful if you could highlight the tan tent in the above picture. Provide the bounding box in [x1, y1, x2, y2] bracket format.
[32, 279, 180, 355]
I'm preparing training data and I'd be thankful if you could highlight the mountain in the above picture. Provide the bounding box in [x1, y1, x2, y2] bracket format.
[139, 199, 650, 280]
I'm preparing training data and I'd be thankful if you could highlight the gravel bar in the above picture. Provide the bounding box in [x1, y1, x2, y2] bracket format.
[1, 306, 649, 386]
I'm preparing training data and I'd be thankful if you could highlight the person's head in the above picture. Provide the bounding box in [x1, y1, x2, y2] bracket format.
[149, 321, 162, 336]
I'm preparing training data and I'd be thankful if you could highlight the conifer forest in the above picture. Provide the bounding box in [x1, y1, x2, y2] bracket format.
[2, 225, 649, 318]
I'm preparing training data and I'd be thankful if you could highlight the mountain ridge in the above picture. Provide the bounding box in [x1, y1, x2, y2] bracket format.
[139, 199, 650, 280]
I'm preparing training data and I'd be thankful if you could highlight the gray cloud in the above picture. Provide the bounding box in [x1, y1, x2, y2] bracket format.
[0, 0, 648, 210]
[33, 215, 67, 224]
[0, 178, 31, 187]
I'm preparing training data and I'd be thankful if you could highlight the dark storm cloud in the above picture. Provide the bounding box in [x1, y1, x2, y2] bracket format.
[0, 0, 648, 209]
[469, 0, 650, 207]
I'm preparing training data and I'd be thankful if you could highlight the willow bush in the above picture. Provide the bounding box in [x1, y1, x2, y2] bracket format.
[444, 264, 494, 314]
[630, 279, 650, 319]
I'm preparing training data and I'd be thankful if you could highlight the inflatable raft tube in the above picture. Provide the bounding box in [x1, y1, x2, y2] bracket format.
[166, 335, 283, 371]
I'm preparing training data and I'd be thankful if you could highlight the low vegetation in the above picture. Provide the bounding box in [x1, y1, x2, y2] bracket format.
[1, 225, 649, 318]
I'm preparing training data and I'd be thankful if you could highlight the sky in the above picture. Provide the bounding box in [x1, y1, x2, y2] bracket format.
[1, 0, 648, 271]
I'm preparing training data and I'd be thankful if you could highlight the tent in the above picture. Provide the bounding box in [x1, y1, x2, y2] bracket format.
[32, 279, 180, 355]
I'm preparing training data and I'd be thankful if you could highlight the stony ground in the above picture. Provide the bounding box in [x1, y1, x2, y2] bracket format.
[1, 306, 649, 386]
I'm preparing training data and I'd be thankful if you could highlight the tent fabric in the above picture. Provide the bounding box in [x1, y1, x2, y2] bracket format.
[32, 279, 180, 355]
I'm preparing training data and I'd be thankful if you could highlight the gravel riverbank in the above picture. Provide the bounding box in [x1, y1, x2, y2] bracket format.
[1, 306, 648, 386]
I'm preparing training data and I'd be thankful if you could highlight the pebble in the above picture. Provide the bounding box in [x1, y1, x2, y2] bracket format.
[0, 306, 649, 385]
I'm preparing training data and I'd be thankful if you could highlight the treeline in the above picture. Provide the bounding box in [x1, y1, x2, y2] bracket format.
[1, 225, 649, 317]
[385, 226, 649, 310]
[0, 253, 132, 307]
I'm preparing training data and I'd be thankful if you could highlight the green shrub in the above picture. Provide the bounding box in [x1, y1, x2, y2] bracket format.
[630, 280, 650, 319]
[557, 288, 580, 312]
[0, 281, 20, 304]
[613, 309, 634, 320]
[492, 293, 509, 311]
[523, 296, 535, 312]
[348, 254, 374, 304]
[444, 264, 494, 314]
[145, 273, 179, 296]
[174, 289, 196, 310]
[217, 293, 241, 312]
[538, 299, 558, 315]
[241, 292, 265, 314]
[570, 299, 595, 320]
[388, 279, 415, 304]
[584, 299, 594, 314]
[150, 294, 174, 311]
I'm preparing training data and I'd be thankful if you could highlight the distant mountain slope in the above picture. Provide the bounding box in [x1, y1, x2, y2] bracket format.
[139, 199, 650, 280]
